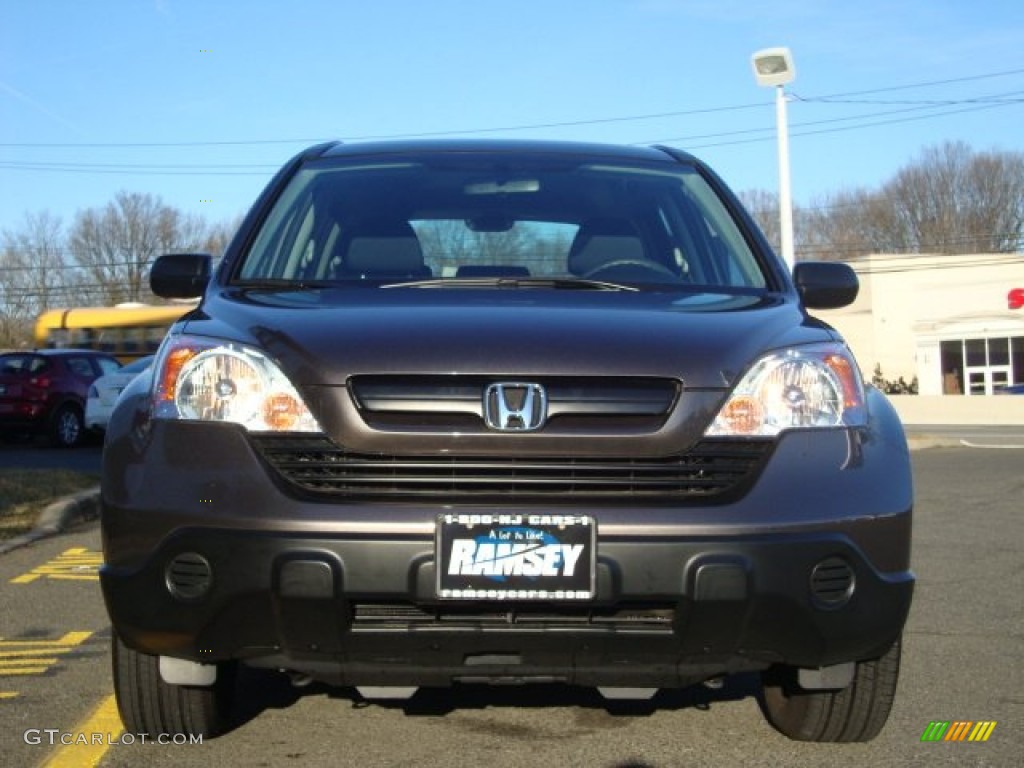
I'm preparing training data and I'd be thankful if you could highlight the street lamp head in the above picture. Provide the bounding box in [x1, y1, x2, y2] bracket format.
[752, 47, 796, 87]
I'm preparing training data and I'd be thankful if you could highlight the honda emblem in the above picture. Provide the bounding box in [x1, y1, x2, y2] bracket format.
[483, 383, 547, 432]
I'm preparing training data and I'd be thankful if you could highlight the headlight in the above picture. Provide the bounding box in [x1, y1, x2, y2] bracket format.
[706, 344, 866, 437]
[153, 336, 322, 432]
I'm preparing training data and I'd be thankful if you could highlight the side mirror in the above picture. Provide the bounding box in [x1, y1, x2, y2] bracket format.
[793, 262, 859, 309]
[150, 253, 211, 299]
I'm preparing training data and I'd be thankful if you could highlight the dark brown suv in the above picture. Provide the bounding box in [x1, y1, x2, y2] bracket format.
[100, 140, 913, 742]
[0, 349, 121, 446]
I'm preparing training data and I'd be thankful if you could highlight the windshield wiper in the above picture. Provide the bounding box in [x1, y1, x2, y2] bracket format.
[380, 276, 639, 292]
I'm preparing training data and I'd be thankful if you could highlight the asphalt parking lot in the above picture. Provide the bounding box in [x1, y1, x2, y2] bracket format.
[0, 439, 1020, 767]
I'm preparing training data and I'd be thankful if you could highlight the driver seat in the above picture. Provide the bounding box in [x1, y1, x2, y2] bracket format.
[567, 218, 646, 277]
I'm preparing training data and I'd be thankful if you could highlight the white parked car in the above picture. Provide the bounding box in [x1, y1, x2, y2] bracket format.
[84, 355, 153, 432]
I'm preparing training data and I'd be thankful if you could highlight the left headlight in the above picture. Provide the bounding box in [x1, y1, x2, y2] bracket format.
[706, 343, 866, 437]
[152, 335, 322, 433]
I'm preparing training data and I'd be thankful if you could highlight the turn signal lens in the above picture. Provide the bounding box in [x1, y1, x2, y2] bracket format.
[717, 395, 763, 435]
[262, 392, 304, 431]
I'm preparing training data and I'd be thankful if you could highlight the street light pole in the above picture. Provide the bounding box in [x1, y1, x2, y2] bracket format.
[751, 47, 797, 271]
[775, 82, 794, 270]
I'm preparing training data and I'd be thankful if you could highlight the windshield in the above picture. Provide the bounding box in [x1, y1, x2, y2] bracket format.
[236, 154, 768, 291]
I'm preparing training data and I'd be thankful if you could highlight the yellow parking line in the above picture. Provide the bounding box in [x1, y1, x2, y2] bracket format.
[41, 694, 123, 768]
[0, 649, 72, 657]
[3, 632, 93, 647]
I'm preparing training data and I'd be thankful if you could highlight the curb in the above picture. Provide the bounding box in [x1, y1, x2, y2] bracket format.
[0, 487, 100, 556]
[905, 436, 961, 451]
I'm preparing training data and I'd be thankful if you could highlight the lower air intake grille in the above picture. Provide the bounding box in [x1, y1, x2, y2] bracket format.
[351, 602, 676, 632]
[165, 552, 212, 601]
[250, 435, 772, 502]
[810, 557, 855, 608]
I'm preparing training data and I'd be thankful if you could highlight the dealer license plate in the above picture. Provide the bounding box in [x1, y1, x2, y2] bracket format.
[436, 513, 595, 600]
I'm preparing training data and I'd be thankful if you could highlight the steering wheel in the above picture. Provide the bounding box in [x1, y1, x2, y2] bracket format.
[582, 259, 679, 281]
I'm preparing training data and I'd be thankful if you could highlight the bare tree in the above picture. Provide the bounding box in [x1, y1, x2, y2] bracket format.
[68, 191, 212, 305]
[790, 142, 1024, 259]
[413, 219, 530, 275]
[797, 188, 885, 261]
[738, 189, 781, 254]
[202, 213, 245, 257]
[881, 142, 1024, 253]
[0, 211, 76, 346]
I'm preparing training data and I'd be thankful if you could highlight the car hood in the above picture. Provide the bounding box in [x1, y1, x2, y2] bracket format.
[183, 288, 835, 389]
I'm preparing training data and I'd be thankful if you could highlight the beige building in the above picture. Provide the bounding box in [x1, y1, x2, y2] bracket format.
[814, 253, 1024, 396]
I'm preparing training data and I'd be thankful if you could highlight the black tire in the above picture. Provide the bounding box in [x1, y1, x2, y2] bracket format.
[48, 404, 83, 448]
[760, 637, 901, 742]
[112, 632, 235, 738]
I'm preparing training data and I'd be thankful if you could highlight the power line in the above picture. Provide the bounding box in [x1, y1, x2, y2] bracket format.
[676, 101, 1020, 150]
[807, 66, 1024, 99]
[3, 98, 1020, 179]
[0, 162, 273, 176]
[1, 67, 1021, 151]
[640, 97, 1015, 146]
[795, 90, 1024, 107]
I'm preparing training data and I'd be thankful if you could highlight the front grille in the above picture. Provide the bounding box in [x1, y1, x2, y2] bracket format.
[351, 602, 676, 633]
[251, 435, 773, 502]
[350, 375, 679, 433]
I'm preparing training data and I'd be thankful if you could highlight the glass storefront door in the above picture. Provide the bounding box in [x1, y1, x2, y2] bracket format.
[965, 366, 1011, 396]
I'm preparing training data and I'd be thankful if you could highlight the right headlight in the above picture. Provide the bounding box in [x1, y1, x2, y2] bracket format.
[152, 335, 322, 433]
[705, 343, 866, 437]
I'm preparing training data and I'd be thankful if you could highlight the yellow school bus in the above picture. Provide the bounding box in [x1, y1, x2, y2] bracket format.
[34, 302, 196, 362]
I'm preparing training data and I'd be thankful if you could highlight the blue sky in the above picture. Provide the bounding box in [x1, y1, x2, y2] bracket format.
[2, 0, 1023, 236]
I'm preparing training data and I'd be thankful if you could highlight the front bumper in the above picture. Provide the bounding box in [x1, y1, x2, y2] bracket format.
[100, 398, 914, 688]
[101, 526, 912, 688]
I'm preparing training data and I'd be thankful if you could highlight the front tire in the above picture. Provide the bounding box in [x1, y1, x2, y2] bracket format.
[760, 637, 901, 742]
[112, 633, 235, 737]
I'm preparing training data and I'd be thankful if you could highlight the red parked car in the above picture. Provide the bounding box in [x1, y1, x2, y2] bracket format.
[0, 349, 121, 447]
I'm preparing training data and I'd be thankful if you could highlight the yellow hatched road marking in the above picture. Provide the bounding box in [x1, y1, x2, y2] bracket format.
[0, 631, 93, 677]
[10, 547, 103, 584]
[41, 694, 124, 768]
